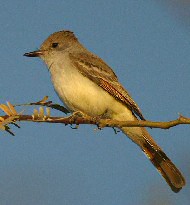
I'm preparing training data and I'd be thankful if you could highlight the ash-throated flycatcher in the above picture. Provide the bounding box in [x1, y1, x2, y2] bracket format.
[24, 30, 185, 192]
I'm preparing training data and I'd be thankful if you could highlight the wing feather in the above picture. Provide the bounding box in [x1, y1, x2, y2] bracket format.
[69, 52, 145, 120]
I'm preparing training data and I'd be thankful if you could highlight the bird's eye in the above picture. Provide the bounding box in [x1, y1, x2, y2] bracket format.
[52, 43, 59, 48]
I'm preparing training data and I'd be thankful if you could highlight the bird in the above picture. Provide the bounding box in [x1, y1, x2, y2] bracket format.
[24, 30, 185, 192]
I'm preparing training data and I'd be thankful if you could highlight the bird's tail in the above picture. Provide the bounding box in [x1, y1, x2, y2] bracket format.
[121, 127, 185, 193]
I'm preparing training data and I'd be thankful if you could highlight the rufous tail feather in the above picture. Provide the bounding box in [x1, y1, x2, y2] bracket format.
[121, 127, 185, 193]
[142, 139, 185, 192]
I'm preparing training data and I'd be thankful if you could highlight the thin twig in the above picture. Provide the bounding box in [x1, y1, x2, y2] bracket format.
[1, 114, 190, 130]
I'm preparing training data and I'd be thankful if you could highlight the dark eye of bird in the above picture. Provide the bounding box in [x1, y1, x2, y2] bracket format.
[52, 43, 59, 48]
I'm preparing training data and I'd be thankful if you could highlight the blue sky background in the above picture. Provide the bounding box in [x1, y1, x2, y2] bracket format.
[0, 1, 190, 204]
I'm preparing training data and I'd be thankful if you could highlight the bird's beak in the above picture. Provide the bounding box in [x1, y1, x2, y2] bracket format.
[23, 50, 43, 57]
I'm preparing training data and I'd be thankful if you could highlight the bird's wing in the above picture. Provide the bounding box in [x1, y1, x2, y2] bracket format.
[69, 51, 145, 120]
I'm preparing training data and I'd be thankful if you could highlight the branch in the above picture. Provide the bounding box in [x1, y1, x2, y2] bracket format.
[1, 112, 190, 128]
[0, 98, 190, 135]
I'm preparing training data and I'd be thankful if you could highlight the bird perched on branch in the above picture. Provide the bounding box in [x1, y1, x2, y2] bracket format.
[24, 30, 185, 192]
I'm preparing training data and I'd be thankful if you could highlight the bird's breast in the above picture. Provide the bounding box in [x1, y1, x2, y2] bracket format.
[49, 60, 116, 116]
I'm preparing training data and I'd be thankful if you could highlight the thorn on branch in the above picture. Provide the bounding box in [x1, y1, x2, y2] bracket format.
[5, 126, 15, 136]
[70, 124, 79, 129]
[112, 127, 120, 134]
